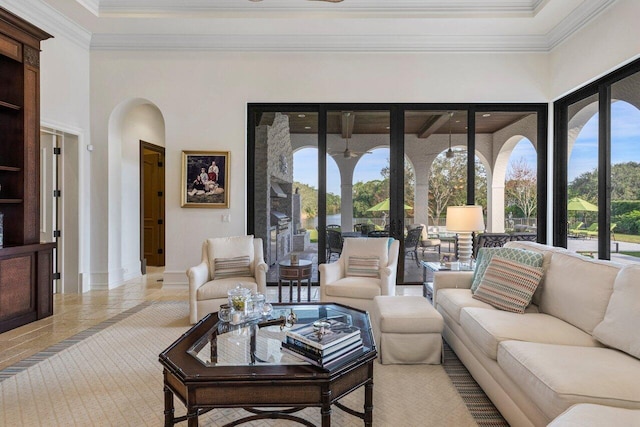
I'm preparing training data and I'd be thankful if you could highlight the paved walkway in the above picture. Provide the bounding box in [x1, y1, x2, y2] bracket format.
[567, 237, 640, 264]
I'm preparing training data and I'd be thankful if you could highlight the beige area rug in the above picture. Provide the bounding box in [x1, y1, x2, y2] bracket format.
[0, 301, 476, 426]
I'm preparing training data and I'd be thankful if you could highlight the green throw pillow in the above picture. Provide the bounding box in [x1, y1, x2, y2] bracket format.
[471, 247, 544, 293]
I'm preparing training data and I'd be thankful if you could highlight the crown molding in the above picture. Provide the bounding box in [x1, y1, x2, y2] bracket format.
[2, 0, 91, 49]
[91, 33, 549, 53]
[95, 0, 545, 17]
[546, 0, 618, 50]
[75, 0, 100, 16]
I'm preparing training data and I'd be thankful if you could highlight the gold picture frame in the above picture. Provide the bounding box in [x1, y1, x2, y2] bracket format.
[181, 150, 230, 208]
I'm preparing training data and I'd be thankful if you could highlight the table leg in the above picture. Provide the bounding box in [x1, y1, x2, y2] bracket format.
[307, 279, 311, 302]
[289, 280, 293, 302]
[164, 385, 175, 426]
[321, 389, 332, 427]
[278, 280, 282, 303]
[297, 279, 302, 302]
[187, 408, 199, 427]
[364, 381, 374, 427]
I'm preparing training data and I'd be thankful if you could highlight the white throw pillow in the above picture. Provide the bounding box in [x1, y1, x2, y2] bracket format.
[593, 264, 640, 359]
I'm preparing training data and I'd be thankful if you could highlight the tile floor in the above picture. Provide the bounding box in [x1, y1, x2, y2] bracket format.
[0, 267, 422, 371]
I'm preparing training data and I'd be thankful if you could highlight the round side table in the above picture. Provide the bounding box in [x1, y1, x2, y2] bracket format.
[278, 259, 313, 302]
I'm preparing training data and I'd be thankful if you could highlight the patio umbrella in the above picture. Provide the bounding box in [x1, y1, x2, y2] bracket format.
[567, 197, 598, 212]
[366, 198, 412, 212]
[568, 196, 598, 223]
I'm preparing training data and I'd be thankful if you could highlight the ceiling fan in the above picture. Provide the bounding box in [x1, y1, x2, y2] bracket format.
[327, 111, 371, 158]
[446, 112, 455, 158]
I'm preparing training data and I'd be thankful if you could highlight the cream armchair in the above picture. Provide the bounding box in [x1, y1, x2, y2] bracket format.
[187, 235, 268, 324]
[319, 237, 400, 313]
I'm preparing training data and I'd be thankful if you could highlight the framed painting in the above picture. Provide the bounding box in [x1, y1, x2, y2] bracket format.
[181, 150, 230, 208]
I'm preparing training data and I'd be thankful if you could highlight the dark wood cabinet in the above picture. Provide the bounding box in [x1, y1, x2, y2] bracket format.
[0, 7, 54, 334]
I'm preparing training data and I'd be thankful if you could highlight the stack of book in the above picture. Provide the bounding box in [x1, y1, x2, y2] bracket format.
[281, 318, 363, 369]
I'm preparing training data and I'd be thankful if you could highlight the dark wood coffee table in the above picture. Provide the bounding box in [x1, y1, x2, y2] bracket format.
[159, 303, 376, 427]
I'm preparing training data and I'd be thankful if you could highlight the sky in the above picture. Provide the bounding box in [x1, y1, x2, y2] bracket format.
[293, 102, 640, 194]
[568, 101, 640, 181]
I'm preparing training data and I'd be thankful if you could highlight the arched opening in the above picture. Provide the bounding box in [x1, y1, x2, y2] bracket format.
[107, 98, 166, 286]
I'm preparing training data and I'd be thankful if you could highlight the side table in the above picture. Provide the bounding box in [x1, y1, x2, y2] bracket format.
[278, 259, 313, 302]
[420, 261, 473, 302]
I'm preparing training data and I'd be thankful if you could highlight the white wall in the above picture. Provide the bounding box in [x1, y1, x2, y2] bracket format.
[550, 0, 640, 99]
[90, 50, 548, 286]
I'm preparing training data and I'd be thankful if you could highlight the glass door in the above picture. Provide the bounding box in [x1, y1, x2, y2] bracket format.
[250, 108, 319, 296]
[324, 108, 392, 259]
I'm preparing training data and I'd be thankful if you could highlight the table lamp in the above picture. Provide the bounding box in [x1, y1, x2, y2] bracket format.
[446, 205, 485, 267]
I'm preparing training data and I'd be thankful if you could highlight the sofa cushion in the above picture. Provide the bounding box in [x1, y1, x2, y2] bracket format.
[498, 341, 640, 420]
[346, 256, 380, 278]
[471, 247, 543, 293]
[436, 288, 496, 324]
[207, 235, 255, 278]
[540, 252, 620, 334]
[460, 307, 601, 360]
[213, 255, 251, 279]
[548, 404, 640, 427]
[472, 256, 543, 313]
[323, 277, 382, 299]
[593, 264, 640, 359]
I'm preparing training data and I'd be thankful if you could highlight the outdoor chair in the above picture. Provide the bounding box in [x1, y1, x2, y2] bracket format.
[583, 223, 599, 238]
[404, 226, 423, 265]
[408, 223, 442, 256]
[187, 235, 267, 324]
[569, 222, 585, 238]
[472, 233, 512, 259]
[319, 237, 400, 313]
[326, 229, 344, 261]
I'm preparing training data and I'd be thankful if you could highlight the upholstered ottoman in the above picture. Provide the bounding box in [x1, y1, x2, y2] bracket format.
[371, 296, 444, 364]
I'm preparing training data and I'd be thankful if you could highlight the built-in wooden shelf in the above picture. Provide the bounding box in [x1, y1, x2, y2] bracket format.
[0, 198, 22, 203]
[0, 100, 20, 111]
[0, 165, 21, 172]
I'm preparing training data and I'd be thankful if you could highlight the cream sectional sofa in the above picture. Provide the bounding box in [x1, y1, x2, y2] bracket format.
[433, 241, 640, 427]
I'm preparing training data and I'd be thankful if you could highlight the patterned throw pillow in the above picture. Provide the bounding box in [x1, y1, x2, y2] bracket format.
[214, 255, 251, 279]
[472, 256, 544, 314]
[346, 256, 380, 278]
[471, 247, 544, 293]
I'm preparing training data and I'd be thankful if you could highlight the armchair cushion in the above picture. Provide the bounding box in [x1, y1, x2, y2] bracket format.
[323, 277, 383, 300]
[197, 278, 258, 300]
[213, 255, 251, 279]
[343, 237, 390, 267]
[346, 256, 380, 278]
[207, 235, 255, 278]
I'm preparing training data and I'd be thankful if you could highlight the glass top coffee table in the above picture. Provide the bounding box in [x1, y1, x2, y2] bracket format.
[159, 303, 377, 426]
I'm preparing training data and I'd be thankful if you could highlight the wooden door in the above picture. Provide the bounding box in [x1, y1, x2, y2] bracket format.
[141, 143, 165, 268]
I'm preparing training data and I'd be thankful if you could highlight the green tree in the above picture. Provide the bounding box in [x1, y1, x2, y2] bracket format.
[293, 181, 341, 220]
[428, 151, 468, 224]
[505, 158, 537, 222]
[569, 162, 640, 202]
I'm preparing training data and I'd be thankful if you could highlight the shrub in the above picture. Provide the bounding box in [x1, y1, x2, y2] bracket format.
[613, 210, 640, 234]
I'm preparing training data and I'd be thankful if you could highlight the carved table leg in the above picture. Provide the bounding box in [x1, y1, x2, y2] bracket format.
[187, 408, 199, 427]
[164, 385, 175, 427]
[321, 389, 332, 427]
[364, 381, 374, 427]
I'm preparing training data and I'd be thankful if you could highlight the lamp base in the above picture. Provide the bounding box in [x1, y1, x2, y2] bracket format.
[456, 232, 473, 267]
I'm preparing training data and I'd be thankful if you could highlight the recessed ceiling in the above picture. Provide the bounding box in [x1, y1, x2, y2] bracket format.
[32, 0, 618, 52]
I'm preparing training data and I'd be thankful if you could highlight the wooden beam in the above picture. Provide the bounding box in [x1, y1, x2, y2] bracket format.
[341, 111, 355, 139]
[417, 113, 449, 138]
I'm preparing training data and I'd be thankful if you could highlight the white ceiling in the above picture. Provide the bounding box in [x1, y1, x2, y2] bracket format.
[30, 0, 618, 51]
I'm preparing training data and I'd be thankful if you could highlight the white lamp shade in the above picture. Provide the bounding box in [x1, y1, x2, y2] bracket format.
[446, 205, 485, 232]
